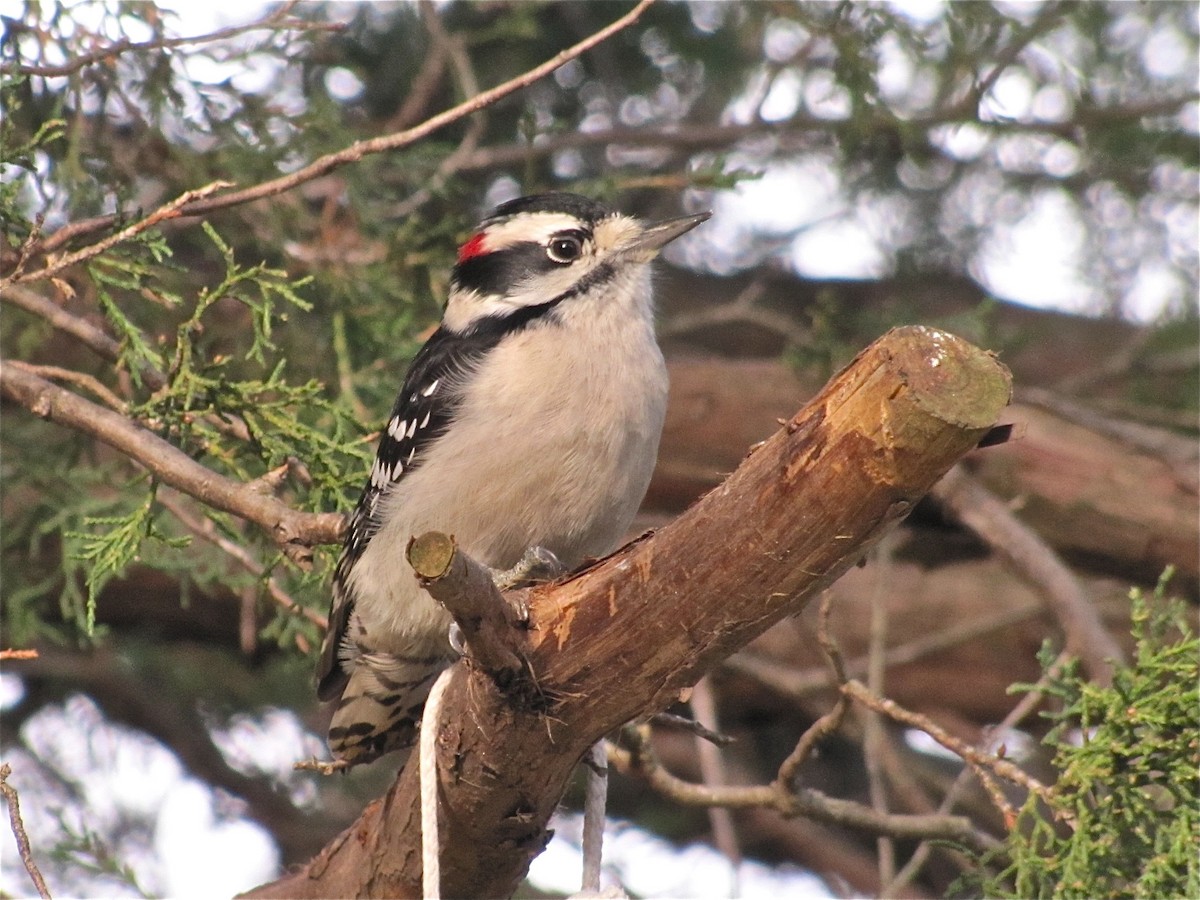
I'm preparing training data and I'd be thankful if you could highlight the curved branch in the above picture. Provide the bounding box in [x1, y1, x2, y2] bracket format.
[0, 362, 343, 565]
[33, 0, 657, 257]
[931, 465, 1125, 683]
[607, 724, 998, 853]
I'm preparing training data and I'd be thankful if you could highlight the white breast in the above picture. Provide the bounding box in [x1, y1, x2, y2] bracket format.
[347, 264, 668, 650]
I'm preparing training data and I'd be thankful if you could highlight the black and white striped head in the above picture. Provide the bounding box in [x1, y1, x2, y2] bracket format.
[444, 192, 709, 333]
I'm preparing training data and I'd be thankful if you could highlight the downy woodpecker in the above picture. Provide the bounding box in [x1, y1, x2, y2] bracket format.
[318, 192, 710, 767]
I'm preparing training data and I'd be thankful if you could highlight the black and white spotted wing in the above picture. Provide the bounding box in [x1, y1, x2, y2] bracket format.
[317, 309, 560, 700]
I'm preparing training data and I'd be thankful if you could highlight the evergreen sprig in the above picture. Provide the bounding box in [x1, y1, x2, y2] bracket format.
[968, 569, 1199, 899]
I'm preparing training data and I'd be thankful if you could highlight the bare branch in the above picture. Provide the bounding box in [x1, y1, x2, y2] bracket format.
[610, 724, 998, 852]
[0, 362, 343, 565]
[5, 181, 231, 289]
[882, 647, 1071, 895]
[0, 3, 339, 78]
[776, 593, 850, 788]
[932, 465, 1124, 683]
[6, 361, 127, 412]
[0, 763, 53, 900]
[840, 679, 1067, 825]
[35, 0, 657, 256]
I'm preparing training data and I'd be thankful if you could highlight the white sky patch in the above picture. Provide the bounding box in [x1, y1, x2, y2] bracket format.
[791, 217, 891, 279]
[155, 780, 280, 898]
[974, 190, 1099, 314]
[0, 671, 25, 709]
[887, 0, 947, 25]
[528, 812, 834, 899]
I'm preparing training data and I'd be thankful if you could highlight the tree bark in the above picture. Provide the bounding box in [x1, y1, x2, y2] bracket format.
[243, 326, 1011, 899]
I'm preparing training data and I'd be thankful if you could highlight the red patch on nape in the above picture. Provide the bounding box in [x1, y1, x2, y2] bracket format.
[456, 233, 488, 263]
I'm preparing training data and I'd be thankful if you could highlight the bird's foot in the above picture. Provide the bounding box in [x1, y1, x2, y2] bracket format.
[490, 545, 565, 591]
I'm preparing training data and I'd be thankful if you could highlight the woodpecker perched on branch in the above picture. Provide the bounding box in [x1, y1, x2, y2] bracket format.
[317, 192, 710, 768]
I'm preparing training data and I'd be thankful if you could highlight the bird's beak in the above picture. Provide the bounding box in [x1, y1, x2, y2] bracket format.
[627, 210, 712, 257]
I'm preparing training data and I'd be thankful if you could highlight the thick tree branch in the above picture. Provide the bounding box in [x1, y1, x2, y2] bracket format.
[245, 325, 1011, 899]
[0, 362, 343, 565]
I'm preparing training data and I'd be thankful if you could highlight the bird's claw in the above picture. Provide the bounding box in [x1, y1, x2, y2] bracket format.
[490, 545, 565, 591]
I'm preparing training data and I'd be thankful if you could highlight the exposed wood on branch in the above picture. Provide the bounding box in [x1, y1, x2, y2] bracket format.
[406, 532, 530, 679]
[243, 325, 1011, 899]
[653, 356, 1197, 586]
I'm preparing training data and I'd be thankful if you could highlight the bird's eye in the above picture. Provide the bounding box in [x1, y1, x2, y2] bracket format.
[546, 232, 584, 264]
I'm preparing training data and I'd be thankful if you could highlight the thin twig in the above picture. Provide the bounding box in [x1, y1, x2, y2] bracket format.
[882, 649, 1070, 895]
[157, 490, 327, 632]
[776, 592, 849, 787]
[1, 3, 333, 78]
[648, 712, 734, 746]
[0, 649, 40, 661]
[34, 0, 658, 256]
[933, 465, 1123, 683]
[7, 361, 127, 412]
[388, 0, 488, 220]
[6, 181, 231, 289]
[840, 679, 1070, 826]
[609, 725, 998, 853]
[0, 763, 53, 899]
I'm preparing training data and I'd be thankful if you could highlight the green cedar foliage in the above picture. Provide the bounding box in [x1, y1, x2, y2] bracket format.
[967, 571, 1199, 900]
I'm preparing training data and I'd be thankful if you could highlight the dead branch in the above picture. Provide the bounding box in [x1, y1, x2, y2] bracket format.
[406, 532, 528, 678]
[32, 0, 657, 258]
[610, 724, 998, 852]
[839, 680, 1064, 825]
[0, 763, 53, 899]
[243, 325, 1011, 899]
[0, 362, 343, 565]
